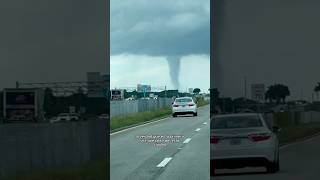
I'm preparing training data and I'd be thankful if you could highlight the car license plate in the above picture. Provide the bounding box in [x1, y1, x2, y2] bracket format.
[230, 139, 241, 145]
[182, 105, 186, 107]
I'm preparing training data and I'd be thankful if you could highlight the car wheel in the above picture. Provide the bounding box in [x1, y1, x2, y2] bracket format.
[194, 112, 198, 116]
[172, 113, 177, 117]
[266, 161, 279, 173]
[210, 166, 215, 176]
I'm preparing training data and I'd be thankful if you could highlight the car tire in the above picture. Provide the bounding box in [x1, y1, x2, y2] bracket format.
[194, 112, 198, 116]
[266, 161, 279, 173]
[210, 166, 215, 176]
[172, 113, 177, 117]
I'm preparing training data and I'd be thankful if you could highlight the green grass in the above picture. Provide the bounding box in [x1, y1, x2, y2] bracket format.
[4, 160, 108, 180]
[111, 107, 172, 131]
[278, 122, 320, 145]
[111, 100, 210, 131]
[197, 99, 210, 107]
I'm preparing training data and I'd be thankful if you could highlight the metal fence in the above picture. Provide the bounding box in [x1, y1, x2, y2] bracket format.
[0, 119, 107, 178]
[265, 111, 320, 128]
[110, 98, 173, 118]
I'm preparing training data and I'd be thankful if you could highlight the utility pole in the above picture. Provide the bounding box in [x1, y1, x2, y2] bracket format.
[244, 76, 247, 99]
[165, 86, 167, 98]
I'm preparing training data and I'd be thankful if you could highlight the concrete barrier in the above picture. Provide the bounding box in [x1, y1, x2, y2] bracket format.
[0, 118, 107, 178]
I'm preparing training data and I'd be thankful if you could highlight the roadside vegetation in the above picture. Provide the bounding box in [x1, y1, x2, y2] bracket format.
[278, 122, 320, 145]
[111, 99, 210, 131]
[111, 107, 172, 131]
[4, 160, 107, 180]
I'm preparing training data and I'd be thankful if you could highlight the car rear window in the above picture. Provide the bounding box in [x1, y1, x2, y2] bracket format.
[211, 115, 263, 129]
[175, 98, 192, 103]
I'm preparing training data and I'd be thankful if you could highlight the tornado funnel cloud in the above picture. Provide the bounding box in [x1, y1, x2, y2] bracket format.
[166, 56, 181, 90]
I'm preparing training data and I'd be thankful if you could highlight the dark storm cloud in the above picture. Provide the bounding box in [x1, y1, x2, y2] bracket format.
[0, 0, 107, 89]
[111, 0, 210, 57]
[212, 0, 320, 100]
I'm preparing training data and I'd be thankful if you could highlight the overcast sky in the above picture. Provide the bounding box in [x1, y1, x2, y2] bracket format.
[0, 0, 107, 89]
[212, 0, 320, 101]
[111, 0, 210, 93]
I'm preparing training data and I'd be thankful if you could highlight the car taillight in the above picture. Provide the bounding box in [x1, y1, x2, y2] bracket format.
[173, 104, 179, 107]
[248, 133, 271, 142]
[210, 135, 220, 144]
[188, 103, 195, 106]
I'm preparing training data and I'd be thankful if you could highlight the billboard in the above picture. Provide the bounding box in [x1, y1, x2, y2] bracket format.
[6, 91, 35, 106]
[111, 89, 124, 100]
[137, 84, 151, 93]
[6, 109, 35, 121]
[3, 88, 44, 122]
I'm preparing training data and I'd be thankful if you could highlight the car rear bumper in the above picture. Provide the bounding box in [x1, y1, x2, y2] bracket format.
[172, 107, 197, 114]
[210, 145, 276, 162]
[211, 157, 270, 169]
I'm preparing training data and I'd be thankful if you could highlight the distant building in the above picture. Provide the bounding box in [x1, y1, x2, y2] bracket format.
[251, 84, 265, 102]
[87, 72, 108, 98]
[137, 84, 151, 93]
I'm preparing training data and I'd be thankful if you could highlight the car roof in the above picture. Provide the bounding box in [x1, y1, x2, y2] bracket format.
[212, 113, 261, 119]
[59, 113, 69, 115]
[175, 97, 192, 99]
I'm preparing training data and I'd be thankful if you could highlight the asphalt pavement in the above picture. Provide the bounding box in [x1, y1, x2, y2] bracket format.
[212, 134, 320, 180]
[110, 105, 210, 180]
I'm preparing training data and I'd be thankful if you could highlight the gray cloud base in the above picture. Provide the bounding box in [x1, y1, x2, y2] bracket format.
[0, 0, 107, 89]
[111, 0, 210, 57]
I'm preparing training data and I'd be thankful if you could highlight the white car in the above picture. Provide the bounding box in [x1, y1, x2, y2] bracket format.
[172, 97, 197, 117]
[99, 114, 109, 119]
[210, 113, 280, 175]
[50, 113, 79, 123]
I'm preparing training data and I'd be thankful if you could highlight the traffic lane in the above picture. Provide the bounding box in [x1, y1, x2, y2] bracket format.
[111, 105, 209, 180]
[157, 117, 210, 180]
[212, 135, 320, 180]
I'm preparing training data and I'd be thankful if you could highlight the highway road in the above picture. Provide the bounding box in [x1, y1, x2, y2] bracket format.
[212, 134, 320, 180]
[111, 105, 210, 180]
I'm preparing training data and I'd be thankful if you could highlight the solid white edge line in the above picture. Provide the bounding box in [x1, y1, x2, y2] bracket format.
[156, 157, 172, 168]
[280, 132, 320, 149]
[195, 128, 201, 132]
[183, 138, 192, 144]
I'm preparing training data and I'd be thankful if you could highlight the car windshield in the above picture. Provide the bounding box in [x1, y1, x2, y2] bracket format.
[211, 115, 263, 129]
[175, 98, 192, 103]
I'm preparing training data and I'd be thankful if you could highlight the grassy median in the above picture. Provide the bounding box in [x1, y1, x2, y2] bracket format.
[4, 160, 108, 180]
[111, 100, 210, 131]
[278, 122, 320, 145]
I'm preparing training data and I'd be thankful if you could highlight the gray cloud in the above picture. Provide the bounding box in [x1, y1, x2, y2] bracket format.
[111, 0, 210, 57]
[0, 0, 107, 89]
[212, 0, 320, 100]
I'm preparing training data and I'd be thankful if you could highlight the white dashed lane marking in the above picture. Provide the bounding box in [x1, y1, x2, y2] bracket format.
[183, 138, 192, 144]
[195, 128, 201, 132]
[203, 122, 207, 125]
[156, 157, 172, 168]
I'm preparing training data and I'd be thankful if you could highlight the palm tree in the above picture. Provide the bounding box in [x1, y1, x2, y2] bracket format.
[314, 82, 320, 101]
[265, 84, 290, 104]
